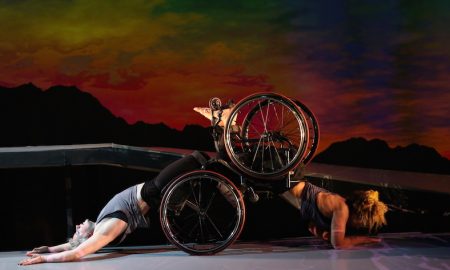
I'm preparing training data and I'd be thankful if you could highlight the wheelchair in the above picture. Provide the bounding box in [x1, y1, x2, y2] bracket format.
[159, 92, 319, 255]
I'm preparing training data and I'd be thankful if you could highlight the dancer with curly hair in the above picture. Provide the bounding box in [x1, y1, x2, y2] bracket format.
[195, 105, 389, 249]
[285, 181, 388, 249]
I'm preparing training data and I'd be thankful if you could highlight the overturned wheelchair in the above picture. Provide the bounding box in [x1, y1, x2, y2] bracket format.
[159, 93, 320, 255]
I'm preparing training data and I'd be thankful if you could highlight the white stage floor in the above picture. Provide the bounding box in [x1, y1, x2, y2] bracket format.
[2, 232, 449, 270]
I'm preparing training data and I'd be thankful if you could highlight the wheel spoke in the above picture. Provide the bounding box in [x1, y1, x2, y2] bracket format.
[251, 135, 264, 168]
[198, 180, 202, 208]
[280, 114, 297, 129]
[185, 199, 200, 212]
[264, 100, 271, 130]
[205, 214, 224, 239]
[247, 121, 263, 137]
[261, 135, 265, 172]
[258, 101, 268, 132]
[268, 137, 275, 171]
[271, 101, 281, 126]
[269, 137, 285, 167]
[190, 180, 199, 206]
[198, 216, 205, 242]
[204, 190, 217, 213]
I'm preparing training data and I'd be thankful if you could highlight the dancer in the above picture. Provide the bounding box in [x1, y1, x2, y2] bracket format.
[19, 151, 209, 266]
[283, 181, 388, 249]
[195, 105, 388, 249]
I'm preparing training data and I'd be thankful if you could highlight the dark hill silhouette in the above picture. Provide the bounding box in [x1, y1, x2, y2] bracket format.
[1, 84, 449, 174]
[313, 137, 450, 174]
[0, 84, 214, 151]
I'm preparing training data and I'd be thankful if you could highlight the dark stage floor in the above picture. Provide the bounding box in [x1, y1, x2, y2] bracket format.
[3, 232, 449, 270]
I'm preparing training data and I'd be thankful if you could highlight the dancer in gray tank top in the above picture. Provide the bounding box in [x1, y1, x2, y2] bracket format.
[96, 185, 150, 244]
[20, 152, 205, 266]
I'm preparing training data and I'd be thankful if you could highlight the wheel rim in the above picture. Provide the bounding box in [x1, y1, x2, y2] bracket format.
[224, 93, 309, 178]
[160, 171, 245, 255]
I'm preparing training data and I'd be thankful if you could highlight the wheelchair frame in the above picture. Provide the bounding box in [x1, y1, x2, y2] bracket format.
[159, 92, 320, 255]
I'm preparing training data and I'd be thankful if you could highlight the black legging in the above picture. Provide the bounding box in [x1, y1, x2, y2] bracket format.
[140, 151, 208, 208]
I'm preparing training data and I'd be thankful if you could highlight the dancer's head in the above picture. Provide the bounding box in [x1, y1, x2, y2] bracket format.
[69, 219, 95, 248]
[347, 190, 388, 233]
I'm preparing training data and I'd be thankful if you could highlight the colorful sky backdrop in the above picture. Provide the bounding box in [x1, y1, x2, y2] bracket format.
[0, 0, 449, 158]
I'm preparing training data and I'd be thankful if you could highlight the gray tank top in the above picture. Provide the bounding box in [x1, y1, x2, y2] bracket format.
[96, 185, 149, 243]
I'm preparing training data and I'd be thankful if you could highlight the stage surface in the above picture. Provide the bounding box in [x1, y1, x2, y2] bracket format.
[2, 232, 449, 270]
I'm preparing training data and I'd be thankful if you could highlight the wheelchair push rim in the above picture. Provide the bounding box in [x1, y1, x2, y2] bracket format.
[159, 170, 246, 255]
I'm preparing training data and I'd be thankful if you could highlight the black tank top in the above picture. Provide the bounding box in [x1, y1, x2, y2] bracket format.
[299, 182, 332, 230]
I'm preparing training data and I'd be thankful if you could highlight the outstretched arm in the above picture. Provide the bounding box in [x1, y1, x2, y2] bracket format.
[329, 198, 381, 249]
[19, 218, 127, 266]
[26, 243, 72, 256]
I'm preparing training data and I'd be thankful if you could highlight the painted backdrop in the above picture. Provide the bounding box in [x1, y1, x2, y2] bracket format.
[0, 0, 449, 158]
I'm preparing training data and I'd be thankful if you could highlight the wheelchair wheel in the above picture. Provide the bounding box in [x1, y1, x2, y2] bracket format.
[223, 93, 309, 179]
[291, 99, 320, 165]
[160, 170, 246, 255]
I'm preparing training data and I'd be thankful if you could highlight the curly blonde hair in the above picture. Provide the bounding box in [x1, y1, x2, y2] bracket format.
[348, 190, 388, 233]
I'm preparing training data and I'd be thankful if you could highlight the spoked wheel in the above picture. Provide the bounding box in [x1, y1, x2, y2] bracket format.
[160, 170, 246, 255]
[291, 99, 320, 165]
[223, 93, 309, 179]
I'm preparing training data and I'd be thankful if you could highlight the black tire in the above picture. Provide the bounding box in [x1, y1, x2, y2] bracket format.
[291, 99, 320, 165]
[159, 170, 246, 255]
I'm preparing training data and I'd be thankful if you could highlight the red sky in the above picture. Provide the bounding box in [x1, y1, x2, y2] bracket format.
[0, 1, 449, 158]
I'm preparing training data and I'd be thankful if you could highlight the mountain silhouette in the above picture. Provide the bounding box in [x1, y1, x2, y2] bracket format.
[313, 137, 450, 174]
[1, 84, 449, 174]
[0, 83, 214, 151]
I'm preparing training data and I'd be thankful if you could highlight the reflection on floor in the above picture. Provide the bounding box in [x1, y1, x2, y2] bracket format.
[2, 232, 449, 270]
